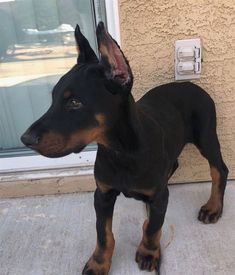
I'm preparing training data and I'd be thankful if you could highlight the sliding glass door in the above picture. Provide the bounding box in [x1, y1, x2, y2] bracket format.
[0, 0, 106, 157]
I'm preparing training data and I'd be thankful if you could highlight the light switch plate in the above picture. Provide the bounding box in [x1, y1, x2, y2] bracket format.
[175, 38, 202, 81]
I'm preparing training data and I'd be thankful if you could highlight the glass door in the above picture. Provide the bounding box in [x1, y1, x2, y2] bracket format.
[0, 0, 106, 158]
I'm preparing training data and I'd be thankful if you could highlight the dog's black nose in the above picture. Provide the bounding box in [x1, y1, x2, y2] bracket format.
[21, 131, 40, 147]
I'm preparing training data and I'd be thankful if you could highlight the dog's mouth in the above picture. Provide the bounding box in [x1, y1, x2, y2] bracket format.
[21, 131, 87, 158]
[32, 144, 86, 158]
[37, 148, 72, 158]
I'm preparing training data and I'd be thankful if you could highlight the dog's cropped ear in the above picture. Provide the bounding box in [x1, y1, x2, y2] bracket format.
[75, 24, 99, 64]
[96, 22, 133, 93]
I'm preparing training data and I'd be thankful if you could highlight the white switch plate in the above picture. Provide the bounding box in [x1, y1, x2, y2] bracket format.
[175, 38, 202, 81]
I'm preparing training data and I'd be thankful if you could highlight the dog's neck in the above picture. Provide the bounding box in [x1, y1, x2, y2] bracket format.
[98, 94, 144, 156]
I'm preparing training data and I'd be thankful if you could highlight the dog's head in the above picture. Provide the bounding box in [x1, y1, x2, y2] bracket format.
[21, 22, 133, 158]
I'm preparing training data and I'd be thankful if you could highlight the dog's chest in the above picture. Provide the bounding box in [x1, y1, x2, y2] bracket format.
[121, 189, 153, 202]
[99, 166, 140, 190]
[94, 144, 167, 198]
[95, 158, 160, 203]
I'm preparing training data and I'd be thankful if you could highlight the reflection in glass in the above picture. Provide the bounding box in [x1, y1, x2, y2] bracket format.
[0, 0, 100, 155]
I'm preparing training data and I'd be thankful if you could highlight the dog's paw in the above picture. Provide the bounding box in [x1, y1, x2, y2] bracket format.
[198, 205, 222, 224]
[135, 246, 161, 273]
[82, 258, 110, 275]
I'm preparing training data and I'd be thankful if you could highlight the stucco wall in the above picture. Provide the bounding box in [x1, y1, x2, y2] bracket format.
[118, 0, 235, 182]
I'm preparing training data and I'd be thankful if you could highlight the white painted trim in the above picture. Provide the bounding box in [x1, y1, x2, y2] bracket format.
[0, 1, 119, 176]
[0, 151, 97, 174]
[105, 0, 121, 45]
[0, 166, 94, 182]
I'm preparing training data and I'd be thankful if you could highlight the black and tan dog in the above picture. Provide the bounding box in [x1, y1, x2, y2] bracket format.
[21, 22, 228, 274]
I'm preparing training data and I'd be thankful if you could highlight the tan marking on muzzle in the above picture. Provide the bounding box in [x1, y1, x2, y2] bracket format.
[37, 132, 66, 155]
[36, 114, 108, 156]
[64, 114, 108, 150]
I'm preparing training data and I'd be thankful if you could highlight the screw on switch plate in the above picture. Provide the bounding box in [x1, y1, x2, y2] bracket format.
[175, 38, 202, 81]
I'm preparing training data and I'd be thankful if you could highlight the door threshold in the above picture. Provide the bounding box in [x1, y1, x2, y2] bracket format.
[0, 167, 95, 198]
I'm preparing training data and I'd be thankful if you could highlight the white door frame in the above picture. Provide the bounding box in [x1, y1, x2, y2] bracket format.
[0, 0, 120, 174]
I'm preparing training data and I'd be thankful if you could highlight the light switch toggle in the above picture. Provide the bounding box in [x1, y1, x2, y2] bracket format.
[177, 47, 195, 60]
[178, 61, 194, 74]
[177, 61, 201, 75]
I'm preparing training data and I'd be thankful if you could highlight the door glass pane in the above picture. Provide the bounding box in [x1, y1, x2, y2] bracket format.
[0, 0, 104, 157]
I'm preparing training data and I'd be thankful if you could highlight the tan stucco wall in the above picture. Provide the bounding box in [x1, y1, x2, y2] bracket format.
[118, 0, 235, 182]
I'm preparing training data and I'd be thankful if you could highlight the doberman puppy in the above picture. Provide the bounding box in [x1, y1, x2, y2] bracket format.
[21, 22, 229, 274]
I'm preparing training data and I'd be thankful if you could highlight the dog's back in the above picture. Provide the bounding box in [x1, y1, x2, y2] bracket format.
[137, 81, 217, 146]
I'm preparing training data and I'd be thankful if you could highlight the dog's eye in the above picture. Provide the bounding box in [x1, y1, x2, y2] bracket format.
[67, 98, 83, 110]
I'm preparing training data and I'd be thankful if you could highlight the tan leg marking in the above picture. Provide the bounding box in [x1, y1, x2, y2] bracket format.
[198, 165, 222, 224]
[96, 181, 112, 194]
[205, 166, 222, 213]
[83, 218, 114, 275]
[136, 219, 161, 272]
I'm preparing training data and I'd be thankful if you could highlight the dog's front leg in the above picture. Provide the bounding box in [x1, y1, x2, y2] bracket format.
[82, 188, 119, 275]
[136, 187, 169, 273]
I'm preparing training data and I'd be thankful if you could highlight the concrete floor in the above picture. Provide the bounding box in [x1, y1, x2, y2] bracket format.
[0, 182, 234, 275]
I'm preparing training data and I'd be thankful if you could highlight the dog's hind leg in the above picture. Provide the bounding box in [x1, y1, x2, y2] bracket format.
[193, 103, 229, 224]
[198, 160, 228, 224]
